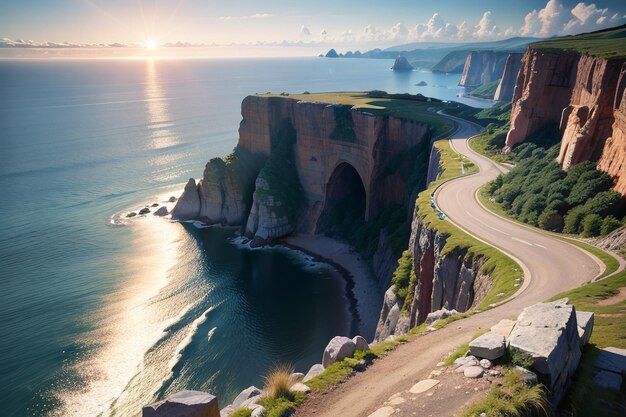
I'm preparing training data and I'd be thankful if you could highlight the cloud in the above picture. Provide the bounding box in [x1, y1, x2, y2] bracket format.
[474, 11, 500, 39]
[0, 38, 133, 48]
[320, 29, 328, 40]
[520, 0, 625, 37]
[300, 26, 311, 36]
[218, 13, 271, 21]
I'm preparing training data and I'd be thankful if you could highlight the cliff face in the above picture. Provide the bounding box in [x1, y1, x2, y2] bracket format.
[175, 95, 432, 244]
[459, 51, 509, 87]
[506, 48, 626, 195]
[375, 149, 491, 341]
[494, 53, 523, 101]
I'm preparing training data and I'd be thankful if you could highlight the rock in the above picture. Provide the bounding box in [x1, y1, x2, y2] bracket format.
[459, 51, 509, 87]
[464, 366, 484, 378]
[290, 372, 305, 383]
[374, 286, 402, 341]
[469, 332, 505, 360]
[508, 300, 581, 407]
[490, 319, 516, 339]
[516, 366, 539, 385]
[126, 212, 137, 218]
[479, 359, 492, 369]
[391, 56, 414, 71]
[151, 203, 159, 207]
[245, 176, 294, 245]
[576, 311, 594, 346]
[171, 178, 201, 220]
[142, 390, 219, 417]
[425, 308, 458, 325]
[220, 405, 234, 417]
[325, 48, 339, 58]
[594, 370, 622, 391]
[594, 346, 626, 375]
[239, 395, 262, 409]
[352, 335, 369, 351]
[454, 356, 477, 367]
[322, 336, 356, 368]
[303, 364, 324, 382]
[251, 406, 266, 417]
[415, 81, 427, 86]
[409, 379, 440, 394]
[494, 53, 523, 101]
[290, 383, 311, 393]
[232, 386, 262, 409]
[169, 196, 177, 202]
[139, 207, 151, 215]
[154, 206, 169, 216]
[488, 370, 501, 377]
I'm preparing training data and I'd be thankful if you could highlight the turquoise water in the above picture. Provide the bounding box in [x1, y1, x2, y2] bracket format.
[0, 57, 482, 417]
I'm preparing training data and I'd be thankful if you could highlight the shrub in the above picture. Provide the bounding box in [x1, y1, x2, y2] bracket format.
[584, 190, 622, 216]
[581, 214, 603, 237]
[391, 251, 414, 301]
[538, 209, 564, 232]
[600, 215, 622, 236]
[563, 206, 589, 234]
[566, 169, 613, 206]
[262, 364, 296, 400]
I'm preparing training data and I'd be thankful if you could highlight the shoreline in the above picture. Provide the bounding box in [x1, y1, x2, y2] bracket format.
[282, 234, 382, 341]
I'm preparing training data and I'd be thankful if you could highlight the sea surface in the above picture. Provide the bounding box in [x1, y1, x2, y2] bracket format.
[0, 57, 489, 417]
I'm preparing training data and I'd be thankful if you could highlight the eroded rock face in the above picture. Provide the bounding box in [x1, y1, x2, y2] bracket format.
[171, 179, 201, 220]
[506, 48, 626, 196]
[508, 299, 582, 408]
[391, 56, 414, 71]
[494, 53, 523, 102]
[143, 390, 219, 417]
[459, 51, 509, 87]
[245, 177, 294, 246]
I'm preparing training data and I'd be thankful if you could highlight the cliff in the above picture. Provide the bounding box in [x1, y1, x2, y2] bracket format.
[506, 47, 626, 195]
[459, 51, 509, 87]
[431, 50, 470, 74]
[493, 53, 523, 101]
[174, 94, 433, 245]
[391, 56, 414, 71]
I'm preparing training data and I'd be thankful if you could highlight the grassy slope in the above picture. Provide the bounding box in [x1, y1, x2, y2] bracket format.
[467, 79, 501, 100]
[415, 140, 522, 308]
[531, 24, 626, 59]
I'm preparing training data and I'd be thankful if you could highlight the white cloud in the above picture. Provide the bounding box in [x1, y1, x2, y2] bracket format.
[474, 11, 500, 39]
[218, 13, 271, 21]
[300, 26, 311, 36]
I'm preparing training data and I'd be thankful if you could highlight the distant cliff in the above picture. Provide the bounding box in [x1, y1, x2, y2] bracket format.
[494, 53, 523, 101]
[173, 95, 432, 246]
[391, 56, 414, 71]
[459, 51, 509, 87]
[506, 48, 626, 195]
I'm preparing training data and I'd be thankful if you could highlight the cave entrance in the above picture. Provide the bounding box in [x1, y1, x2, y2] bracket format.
[317, 162, 367, 234]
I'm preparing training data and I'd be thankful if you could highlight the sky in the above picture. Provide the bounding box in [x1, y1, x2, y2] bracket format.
[1, 0, 626, 58]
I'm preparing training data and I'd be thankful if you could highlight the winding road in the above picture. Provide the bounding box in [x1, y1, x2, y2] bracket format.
[294, 116, 609, 417]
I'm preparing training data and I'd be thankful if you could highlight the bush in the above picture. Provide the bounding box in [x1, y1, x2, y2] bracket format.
[563, 206, 589, 234]
[584, 190, 622, 216]
[538, 209, 564, 232]
[581, 214, 603, 237]
[566, 169, 613, 206]
[601, 216, 622, 236]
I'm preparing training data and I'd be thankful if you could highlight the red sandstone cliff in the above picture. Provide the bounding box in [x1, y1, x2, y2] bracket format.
[506, 48, 626, 195]
[459, 51, 509, 87]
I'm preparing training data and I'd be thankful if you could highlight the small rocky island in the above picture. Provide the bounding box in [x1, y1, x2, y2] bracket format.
[391, 55, 414, 71]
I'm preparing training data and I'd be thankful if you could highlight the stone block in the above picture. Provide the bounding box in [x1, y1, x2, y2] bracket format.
[469, 332, 505, 360]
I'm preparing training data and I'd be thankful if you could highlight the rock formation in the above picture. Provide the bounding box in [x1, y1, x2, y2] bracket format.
[325, 49, 339, 58]
[173, 95, 431, 245]
[391, 56, 414, 71]
[142, 390, 219, 417]
[506, 48, 626, 196]
[459, 51, 509, 87]
[493, 53, 523, 101]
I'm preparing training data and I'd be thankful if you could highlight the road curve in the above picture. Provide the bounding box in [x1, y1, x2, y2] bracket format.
[294, 116, 602, 417]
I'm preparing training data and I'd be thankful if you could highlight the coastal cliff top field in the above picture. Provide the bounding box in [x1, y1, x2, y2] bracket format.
[531, 23, 626, 58]
[258, 91, 461, 136]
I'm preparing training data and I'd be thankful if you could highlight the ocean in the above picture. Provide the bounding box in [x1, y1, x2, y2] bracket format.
[0, 57, 488, 417]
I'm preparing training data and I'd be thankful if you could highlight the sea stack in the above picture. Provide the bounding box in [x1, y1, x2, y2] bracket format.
[392, 56, 414, 71]
[325, 48, 339, 58]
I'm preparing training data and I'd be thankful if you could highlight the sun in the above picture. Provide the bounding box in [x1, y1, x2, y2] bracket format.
[144, 39, 157, 50]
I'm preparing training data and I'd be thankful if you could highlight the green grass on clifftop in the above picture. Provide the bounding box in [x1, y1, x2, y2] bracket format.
[531, 24, 626, 59]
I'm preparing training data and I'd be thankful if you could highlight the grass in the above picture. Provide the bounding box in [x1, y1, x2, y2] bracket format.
[262, 364, 297, 400]
[478, 187, 620, 279]
[230, 409, 253, 417]
[468, 79, 501, 100]
[460, 369, 552, 417]
[412, 139, 523, 309]
[531, 24, 626, 59]
[469, 123, 511, 163]
[547, 269, 626, 416]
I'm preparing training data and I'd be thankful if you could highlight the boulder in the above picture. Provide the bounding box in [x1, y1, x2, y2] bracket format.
[593, 346, 626, 375]
[490, 319, 516, 339]
[239, 395, 262, 409]
[290, 372, 305, 383]
[139, 207, 151, 215]
[171, 178, 201, 220]
[151, 203, 160, 207]
[516, 366, 539, 385]
[425, 308, 458, 325]
[322, 336, 357, 368]
[169, 196, 177, 202]
[576, 311, 594, 346]
[143, 390, 219, 417]
[251, 406, 266, 417]
[594, 370, 622, 391]
[126, 212, 137, 218]
[154, 206, 169, 216]
[469, 332, 505, 360]
[464, 366, 484, 378]
[290, 383, 311, 393]
[232, 386, 262, 409]
[479, 359, 492, 369]
[219, 406, 233, 417]
[352, 335, 369, 351]
[508, 300, 581, 407]
[303, 364, 324, 382]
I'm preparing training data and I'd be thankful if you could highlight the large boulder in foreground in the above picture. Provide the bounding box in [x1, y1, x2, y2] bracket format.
[469, 332, 505, 360]
[322, 336, 356, 368]
[508, 299, 581, 408]
[143, 390, 219, 417]
[171, 179, 201, 220]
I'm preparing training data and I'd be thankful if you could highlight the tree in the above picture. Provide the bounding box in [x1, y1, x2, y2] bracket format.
[582, 214, 603, 237]
[564, 206, 589, 234]
[539, 209, 564, 232]
[584, 190, 622, 216]
[600, 216, 623, 236]
[566, 170, 613, 206]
